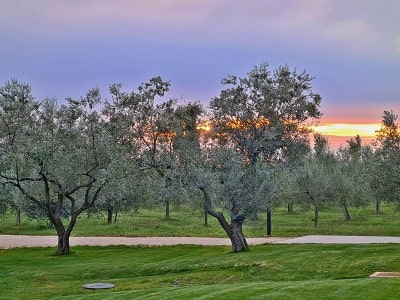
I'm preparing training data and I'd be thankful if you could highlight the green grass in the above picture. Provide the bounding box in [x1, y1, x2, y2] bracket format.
[1, 244, 400, 299]
[2, 203, 400, 238]
[2, 204, 400, 299]
[268, 205, 400, 236]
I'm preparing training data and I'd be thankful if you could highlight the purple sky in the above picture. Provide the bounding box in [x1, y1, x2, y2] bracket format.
[1, 0, 399, 124]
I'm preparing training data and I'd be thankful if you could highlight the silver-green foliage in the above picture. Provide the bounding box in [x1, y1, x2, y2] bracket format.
[0, 80, 128, 254]
[373, 110, 400, 205]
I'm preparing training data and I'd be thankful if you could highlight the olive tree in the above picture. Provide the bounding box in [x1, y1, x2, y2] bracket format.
[193, 62, 322, 251]
[372, 110, 400, 208]
[0, 80, 124, 255]
[0, 184, 25, 224]
[104, 77, 182, 218]
[288, 134, 372, 226]
[293, 157, 336, 226]
[278, 134, 333, 227]
[336, 135, 373, 219]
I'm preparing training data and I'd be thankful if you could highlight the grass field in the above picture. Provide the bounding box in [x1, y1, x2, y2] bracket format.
[2, 204, 400, 299]
[1, 244, 400, 299]
[1, 203, 400, 238]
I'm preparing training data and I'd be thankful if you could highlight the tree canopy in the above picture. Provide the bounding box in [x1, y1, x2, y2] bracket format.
[1, 63, 398, 255]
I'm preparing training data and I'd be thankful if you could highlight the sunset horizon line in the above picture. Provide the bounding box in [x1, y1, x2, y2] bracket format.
[311, 122, 385, 149]
[312, 122, 381, 138]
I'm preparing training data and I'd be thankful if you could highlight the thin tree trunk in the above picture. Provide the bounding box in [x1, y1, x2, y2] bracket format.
[342, 204, 351, 221]
[114, 210, 118, 223]
[314, 208, 319, 227]
[305, 190, 319, 227]
[86, 205, 96, 218]
[204, 207, 208, 226]
[15, 208, 21, 226]
[107, 207, 113, 224]
[266, 209, 272, 236]
[165, 177, 172, 220]
[287, 203, 293, 213]
[376, 199, 382, 214]
[165, 199, 170, 219]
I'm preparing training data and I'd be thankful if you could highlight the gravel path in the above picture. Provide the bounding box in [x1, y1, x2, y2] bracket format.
[0, 235, 287, 249]
[2, 235, 400, 249]
[274, 235, 400, 244]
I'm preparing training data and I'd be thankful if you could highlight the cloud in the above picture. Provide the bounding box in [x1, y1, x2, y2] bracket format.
[1, 0, 223, 28]
[325, 19, 373, 42]
[1, 0, 400, 107]
[2, 0, 399, 60]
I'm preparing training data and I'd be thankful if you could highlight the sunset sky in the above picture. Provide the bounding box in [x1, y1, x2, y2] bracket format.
[1, 0, 399, 149]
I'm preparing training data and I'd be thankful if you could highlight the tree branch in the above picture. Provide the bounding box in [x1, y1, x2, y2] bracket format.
[198, 185, 231, 232]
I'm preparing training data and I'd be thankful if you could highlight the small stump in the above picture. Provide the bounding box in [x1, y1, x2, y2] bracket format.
[83, 283, 115, 289]
[370, 272, 400, 278]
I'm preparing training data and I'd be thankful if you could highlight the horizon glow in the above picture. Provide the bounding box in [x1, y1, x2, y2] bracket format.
[312, 123, 381, 138]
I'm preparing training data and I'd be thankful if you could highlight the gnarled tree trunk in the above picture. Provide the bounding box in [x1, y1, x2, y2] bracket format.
[229, 216, 248, 251]
[199, 186, 248, 252]
[56, 228, 71, 255]
[51, 217, 72, 255]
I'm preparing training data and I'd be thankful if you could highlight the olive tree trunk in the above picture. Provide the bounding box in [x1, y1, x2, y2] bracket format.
[199, 186, 248, 252]
[314, 208, 319, 227]
[15, 208, 21, 226]
[376, 199, 382, 214]
[305, 189, 320, 227]
[51, 217, 73, 255]
[165, 198, 170, 219]
[50, 208, 80, 255]
[342, 203, 351, 221]
[55, 226, 71, 255]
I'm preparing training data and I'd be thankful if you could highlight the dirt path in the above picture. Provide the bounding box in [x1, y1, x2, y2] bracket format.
[3, 235, 400, 249]
[0, 235, 288, 249]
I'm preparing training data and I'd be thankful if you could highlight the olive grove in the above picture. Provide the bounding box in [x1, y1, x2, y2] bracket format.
[1, 64, 397, 255]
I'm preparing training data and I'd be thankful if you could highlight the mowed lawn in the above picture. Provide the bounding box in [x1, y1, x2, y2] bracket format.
[2, 204, 400, 299]
[2, 203, 400, 238]
[1, 244, 400, 299]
